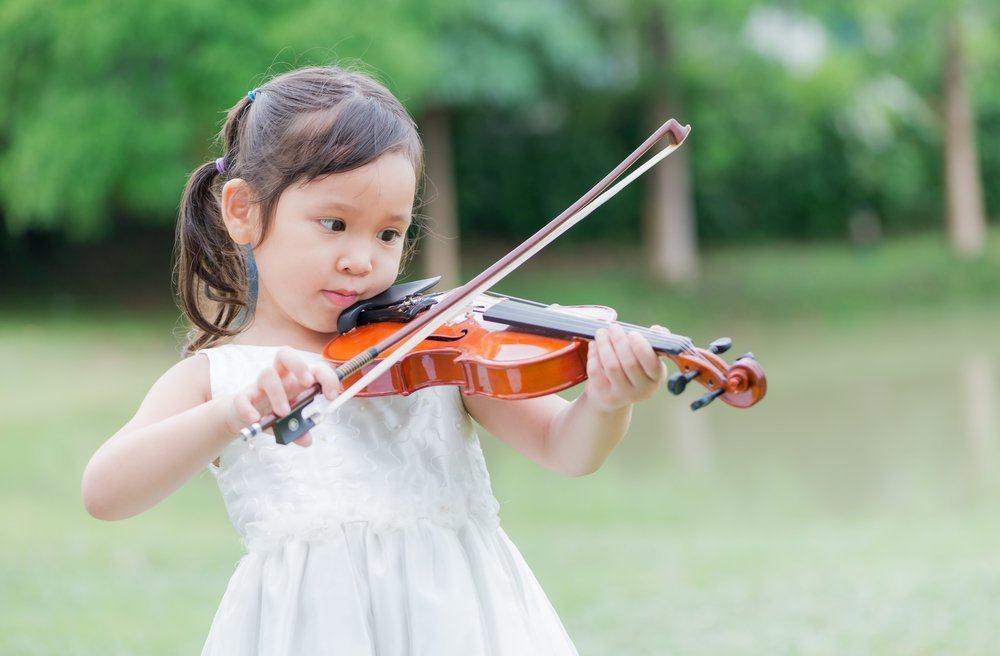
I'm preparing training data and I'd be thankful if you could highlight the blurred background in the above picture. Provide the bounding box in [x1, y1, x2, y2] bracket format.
[1, 0, 998, 653]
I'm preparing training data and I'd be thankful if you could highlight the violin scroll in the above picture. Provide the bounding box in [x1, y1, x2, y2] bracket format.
[666, 341, 767, 411]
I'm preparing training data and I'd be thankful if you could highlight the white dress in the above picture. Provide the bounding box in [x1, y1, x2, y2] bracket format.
[196, 344, 578, 655]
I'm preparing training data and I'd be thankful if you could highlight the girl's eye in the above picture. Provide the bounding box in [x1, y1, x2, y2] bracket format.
[379, 229, 402, 244]
[319, 218, 346, 232]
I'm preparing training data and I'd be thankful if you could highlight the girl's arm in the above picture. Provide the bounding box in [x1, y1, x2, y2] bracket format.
[82, 348, 340, 521]
[462, 323, 668, 477]
[81, 354, 235, 520]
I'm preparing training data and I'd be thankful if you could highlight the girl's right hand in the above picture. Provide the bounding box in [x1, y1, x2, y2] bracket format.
[224, 348, 342, 447]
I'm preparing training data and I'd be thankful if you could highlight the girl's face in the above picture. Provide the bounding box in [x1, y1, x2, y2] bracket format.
[239, 151, 416, 341]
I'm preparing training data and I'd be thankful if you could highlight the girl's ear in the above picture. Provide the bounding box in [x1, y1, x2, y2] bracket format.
[220, 179, 259, 245]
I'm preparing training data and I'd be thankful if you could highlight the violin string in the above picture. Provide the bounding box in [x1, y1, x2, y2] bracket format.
[495, 302, 688, 351]
[481, 292, 698, 355]
[488, 300, 697, 355]
[481, 290, 551, 308]
[484, 290, 679, 340]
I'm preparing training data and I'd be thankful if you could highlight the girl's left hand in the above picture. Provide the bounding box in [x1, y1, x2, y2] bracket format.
[585, 323, 670, 413]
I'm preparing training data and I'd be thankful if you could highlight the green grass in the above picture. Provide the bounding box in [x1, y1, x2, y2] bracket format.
[2, 230, 999, 654]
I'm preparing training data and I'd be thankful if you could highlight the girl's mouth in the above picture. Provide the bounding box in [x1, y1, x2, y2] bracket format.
[322, 290, 359, 307]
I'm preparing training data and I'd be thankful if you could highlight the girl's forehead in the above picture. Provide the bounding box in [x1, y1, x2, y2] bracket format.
[291, 153, 416, 209]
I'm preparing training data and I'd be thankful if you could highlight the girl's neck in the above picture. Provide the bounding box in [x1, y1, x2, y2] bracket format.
[229, 337, 334, 354]
[230, 318, 338, 354]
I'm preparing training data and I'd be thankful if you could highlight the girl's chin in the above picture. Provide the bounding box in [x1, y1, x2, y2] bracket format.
[291, 306, 340, 336]
[314, 312, 343, 334]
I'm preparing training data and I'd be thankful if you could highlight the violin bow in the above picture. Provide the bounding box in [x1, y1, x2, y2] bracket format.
[241, 119, 691, 444]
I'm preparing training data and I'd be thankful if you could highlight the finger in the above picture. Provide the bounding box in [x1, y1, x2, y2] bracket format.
[586, 339, 612, 393]
[273, 347, 312, 381]
[274, 348, 316, 394]
[225, 391, 262, 434]
[310, 363, 342, 400]
[246, 385, 270, 417]
[258, 368, 291, 416]
[627, 329, 666, 382]
[607, 324, 645, 389]
[293, 432, 313, 448]
[595, 328, 629, 390]
[273, 350, 316, 403]
[279, 367, 312, 409]
[651, 323, 671, 334]
[295, 367, 316, 389]
[235, 392, 262, 424]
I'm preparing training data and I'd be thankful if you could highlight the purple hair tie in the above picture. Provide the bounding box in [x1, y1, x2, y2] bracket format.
[215, 157, 225, 174]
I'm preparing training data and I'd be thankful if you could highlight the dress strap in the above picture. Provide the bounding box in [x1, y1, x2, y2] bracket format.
[194, 344, 252, 401]
[195, 345, 249, 476]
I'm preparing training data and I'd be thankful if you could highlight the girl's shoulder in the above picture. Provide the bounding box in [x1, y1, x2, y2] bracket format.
[112, 348, 212, 439]
[164, 342, 256, 404]
[169, 348, 214, 404]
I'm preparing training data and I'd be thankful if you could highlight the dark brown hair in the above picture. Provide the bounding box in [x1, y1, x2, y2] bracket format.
[173, 65, 423, 357]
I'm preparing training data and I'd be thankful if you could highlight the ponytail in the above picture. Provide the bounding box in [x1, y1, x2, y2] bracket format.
[173, 159, 251, 357]
[174, 91, 260, 357]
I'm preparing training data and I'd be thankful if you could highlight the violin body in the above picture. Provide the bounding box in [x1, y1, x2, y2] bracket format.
[323, 297, 617, 400]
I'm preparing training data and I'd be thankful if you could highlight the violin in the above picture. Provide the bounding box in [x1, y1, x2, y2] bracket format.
[235, 118, 767, 445]
[259, 276, 766, 444]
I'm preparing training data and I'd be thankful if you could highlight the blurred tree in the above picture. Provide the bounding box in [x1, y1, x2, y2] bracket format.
[420, 107, 461, 287]
[0, 0, 603, 267]
[0, 0, 292, 239]
[0, 0, 996, 262]
[943, 12, 987, 257]
[690, 2, 867, 240]
[415, 0, 609, 287]
[816, 0, 993, 255]
[641, 3, 697, 283]
[572, 0, 701, 284]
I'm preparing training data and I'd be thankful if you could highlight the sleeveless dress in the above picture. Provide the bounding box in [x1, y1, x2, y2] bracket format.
[196, 344, 578, 655]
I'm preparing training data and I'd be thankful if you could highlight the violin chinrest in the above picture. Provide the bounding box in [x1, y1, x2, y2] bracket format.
[337, 276, 442, 332]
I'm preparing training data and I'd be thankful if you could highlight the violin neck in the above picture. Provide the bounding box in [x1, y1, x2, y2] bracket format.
[482, 299, 692, 355]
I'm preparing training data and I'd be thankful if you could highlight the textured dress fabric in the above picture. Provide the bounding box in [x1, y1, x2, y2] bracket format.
[196, 344, 578, 655]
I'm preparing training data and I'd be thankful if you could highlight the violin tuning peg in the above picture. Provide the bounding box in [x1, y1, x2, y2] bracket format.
[735, 352, 755, 361]
[667, 370, 700, 395]
[691, 387, 725, 411]
[708, 337, 732, 354]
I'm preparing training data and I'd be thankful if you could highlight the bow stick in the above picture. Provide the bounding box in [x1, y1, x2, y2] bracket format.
[240, 118, 691, 444]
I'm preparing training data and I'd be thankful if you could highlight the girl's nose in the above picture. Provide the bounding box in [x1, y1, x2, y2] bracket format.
[336, 251, 373, 276]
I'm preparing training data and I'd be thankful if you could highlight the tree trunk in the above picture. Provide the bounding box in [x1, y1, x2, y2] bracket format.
[643, 8, 698, 283]
[943, 15, 987, 258]
[419, 107, 462, 289]
[963, 354, 997, 481]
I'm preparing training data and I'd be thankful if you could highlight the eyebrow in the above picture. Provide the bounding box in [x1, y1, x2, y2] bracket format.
[314, 201, 411, 225]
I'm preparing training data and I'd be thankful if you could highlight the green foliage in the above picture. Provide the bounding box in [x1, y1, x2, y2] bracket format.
[0, 0, 291, 237]
[0, 0, 996, 243]
[0, 0, 604, 240]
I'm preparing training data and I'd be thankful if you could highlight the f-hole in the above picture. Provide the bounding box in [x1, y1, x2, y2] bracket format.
[425, 329, 469, 342]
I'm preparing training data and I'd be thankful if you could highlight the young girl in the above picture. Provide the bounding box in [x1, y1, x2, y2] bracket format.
[82, 65, 670, 655]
